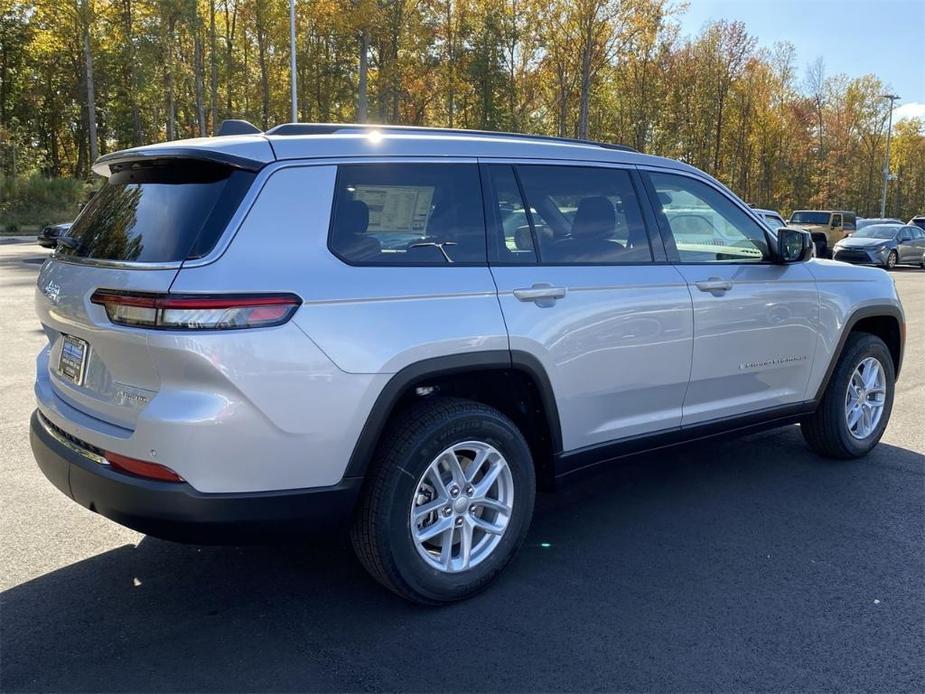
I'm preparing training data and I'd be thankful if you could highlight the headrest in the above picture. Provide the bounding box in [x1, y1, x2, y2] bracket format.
[572, 196, 615, 240]
[338, 199, 369, 236]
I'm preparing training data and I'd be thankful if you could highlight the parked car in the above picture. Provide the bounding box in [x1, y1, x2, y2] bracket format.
[752, 207, 787, 230]
[37, 222, 72, 249]
[30, 123, 905, 604]
[788, 209, 857, 257]
[833, 223, 925, 269]
[857, 217, 903, 230]
[909, 215, 925, 231]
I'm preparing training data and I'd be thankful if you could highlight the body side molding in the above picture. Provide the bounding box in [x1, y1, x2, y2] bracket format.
[555, 401, 816, 480]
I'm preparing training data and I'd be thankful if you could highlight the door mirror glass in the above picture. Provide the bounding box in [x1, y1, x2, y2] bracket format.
[777, 227, 812, 263]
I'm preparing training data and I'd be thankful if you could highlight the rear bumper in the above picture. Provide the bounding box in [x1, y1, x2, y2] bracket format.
[30, 410, 362, 543]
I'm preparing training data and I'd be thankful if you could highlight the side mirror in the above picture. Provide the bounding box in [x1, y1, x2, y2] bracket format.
[775, 227, 813, 263]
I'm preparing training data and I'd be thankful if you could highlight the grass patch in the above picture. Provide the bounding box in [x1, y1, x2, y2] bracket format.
[0, 175, 92, 233]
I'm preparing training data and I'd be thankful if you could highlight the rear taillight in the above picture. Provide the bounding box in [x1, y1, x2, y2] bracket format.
[104, 451, 184, 482]
[90, 291, 301, 330]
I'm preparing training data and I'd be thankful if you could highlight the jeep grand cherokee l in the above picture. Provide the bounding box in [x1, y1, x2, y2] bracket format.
[30, 123, 904, 604]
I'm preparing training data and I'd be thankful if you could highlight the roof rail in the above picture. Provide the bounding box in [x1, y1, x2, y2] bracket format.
[263, 122, 638, 152]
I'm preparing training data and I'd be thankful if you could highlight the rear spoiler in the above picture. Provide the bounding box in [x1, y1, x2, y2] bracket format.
[92, 147, 270, 178]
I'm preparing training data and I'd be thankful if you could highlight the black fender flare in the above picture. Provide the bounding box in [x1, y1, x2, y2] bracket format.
[343, 350, 562, 478]
[812, 304, 905, 402]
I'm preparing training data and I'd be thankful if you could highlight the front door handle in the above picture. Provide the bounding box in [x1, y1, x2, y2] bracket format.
[513, 283, 567, 306]
[694, 278, 733, 294]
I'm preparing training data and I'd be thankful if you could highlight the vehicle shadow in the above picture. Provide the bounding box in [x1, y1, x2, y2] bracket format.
[2, 427, 923, 692]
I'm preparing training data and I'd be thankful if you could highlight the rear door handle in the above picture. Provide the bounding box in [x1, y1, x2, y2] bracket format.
[694, 278, 733, 294]
[513, 283, 567, 306]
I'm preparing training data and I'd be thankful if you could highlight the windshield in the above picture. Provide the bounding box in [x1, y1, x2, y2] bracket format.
[854, 225, 899, 239]
[789, 211, 831, 225]
[59, 160, 254, 263]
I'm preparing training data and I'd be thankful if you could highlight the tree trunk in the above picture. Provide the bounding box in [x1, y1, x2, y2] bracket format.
[712, 89, 725, 173]
[256, 1, 270, 129]
[577, 38, 592, 139]
[446, 0, 454, 127]
[81, 7, 98, 165]
[165, 15, 176, 140]
[224, 0, 237, 115]
[358, 28, 368, 122]
[122, 0, 142, 145]
[193, 26, 206, 137]
[209, 0, 218, 132]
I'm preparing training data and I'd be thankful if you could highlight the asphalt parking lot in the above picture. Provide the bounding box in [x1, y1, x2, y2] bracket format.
[1, 240, 922, 692]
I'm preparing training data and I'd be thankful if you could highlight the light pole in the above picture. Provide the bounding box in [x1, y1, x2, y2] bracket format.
[289, 0, 298, 122]
[879, 94, 900, 218]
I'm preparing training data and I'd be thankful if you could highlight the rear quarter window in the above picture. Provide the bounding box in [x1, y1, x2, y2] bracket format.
[59, 160, 254, 263]
[329, 163, 486, 265]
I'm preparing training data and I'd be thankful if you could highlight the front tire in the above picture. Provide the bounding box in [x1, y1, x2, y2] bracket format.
[801, 333, 895, 459]
[351, 397, 536, 604]
[885, 250, 898, 270]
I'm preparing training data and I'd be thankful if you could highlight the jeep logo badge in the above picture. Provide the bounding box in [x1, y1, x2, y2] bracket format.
[43, 280, 61, 304]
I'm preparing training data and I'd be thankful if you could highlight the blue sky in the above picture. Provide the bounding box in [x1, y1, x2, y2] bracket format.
[676, 0, 925, 123]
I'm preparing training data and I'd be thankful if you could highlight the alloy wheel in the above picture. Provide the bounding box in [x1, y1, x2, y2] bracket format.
[410, 441, 514, 573]
[845, 356, 886, 439]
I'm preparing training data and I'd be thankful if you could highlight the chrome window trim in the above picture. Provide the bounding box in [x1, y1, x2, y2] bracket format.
[48, 255, 184, 271]
[56, 156, 701, 272]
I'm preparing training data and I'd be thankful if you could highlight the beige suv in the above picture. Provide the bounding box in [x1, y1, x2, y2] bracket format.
[788, 210, 857, 257]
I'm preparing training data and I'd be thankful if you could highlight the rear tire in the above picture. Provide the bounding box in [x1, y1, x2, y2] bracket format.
[801, 333, 895, 459]
[351, 397, 536, 604]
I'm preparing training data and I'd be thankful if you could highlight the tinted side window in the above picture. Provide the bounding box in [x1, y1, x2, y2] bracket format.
[515, 165, 652, 264]
[648, 172, 769, 263]
[831, 213, 842, 227]
[485, 165, 536, 264]
[330, 164, 485, 264]
[843, 213, 856, 230]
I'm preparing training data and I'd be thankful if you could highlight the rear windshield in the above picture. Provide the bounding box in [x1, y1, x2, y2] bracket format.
[58, 160, 255, 263]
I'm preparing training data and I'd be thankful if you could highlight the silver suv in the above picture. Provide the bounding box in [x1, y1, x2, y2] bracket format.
[30, 123, 905, 604]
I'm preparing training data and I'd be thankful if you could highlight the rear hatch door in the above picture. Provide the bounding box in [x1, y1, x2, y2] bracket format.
[36, 158, 257, 429]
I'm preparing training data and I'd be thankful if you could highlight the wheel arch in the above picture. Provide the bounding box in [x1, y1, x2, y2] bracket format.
[813, 305, 905, 401]
[344, 351, 562, 489]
